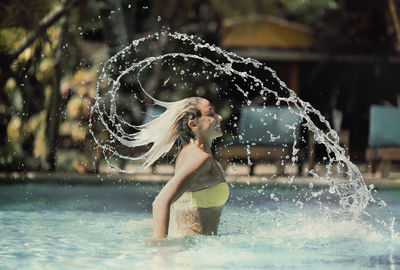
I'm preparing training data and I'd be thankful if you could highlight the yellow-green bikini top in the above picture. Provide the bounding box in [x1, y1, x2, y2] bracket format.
[185, 182, 229, 208]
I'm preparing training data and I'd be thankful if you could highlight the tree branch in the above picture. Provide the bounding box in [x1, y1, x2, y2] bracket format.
[9, 0, 83, 62]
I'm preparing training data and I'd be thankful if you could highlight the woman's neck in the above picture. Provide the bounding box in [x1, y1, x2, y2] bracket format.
[190, 138, 212, 154]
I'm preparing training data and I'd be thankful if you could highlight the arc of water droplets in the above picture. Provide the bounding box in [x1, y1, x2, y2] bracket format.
[90, 31, 378, 220]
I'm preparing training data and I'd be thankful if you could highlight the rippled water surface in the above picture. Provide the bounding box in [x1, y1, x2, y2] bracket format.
[1, 183, 399, 269]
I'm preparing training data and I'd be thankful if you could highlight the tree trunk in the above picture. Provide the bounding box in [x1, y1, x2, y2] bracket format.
[46, 16, 69, 171]
[99, 0, 131, 56]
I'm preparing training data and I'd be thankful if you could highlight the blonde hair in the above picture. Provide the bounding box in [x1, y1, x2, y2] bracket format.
[127, 96, 203, 173]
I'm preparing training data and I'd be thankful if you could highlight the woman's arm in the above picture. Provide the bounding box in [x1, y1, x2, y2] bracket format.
[152, 153, 211, 238]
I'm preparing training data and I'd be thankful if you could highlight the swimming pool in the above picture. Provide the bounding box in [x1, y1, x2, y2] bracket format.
[1, 182, 399, 269]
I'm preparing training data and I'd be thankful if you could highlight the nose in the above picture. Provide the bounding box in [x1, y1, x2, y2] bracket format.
[216, 113, 222, 122]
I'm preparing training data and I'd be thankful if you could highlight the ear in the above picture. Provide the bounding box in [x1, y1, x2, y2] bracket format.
[187, 119, 197, 131]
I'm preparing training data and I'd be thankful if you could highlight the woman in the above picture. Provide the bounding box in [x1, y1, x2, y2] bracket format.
[132, 96, 228, 238]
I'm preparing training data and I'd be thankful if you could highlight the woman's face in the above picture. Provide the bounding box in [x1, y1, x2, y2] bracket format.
[194, 99, 223, 140]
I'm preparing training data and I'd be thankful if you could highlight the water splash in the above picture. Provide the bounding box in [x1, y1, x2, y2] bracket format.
[89, 31, 389, 224]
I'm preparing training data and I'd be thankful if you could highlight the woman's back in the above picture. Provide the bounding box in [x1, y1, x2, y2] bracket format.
[175, 144, 225, 191]
[168, 144, 227, 237]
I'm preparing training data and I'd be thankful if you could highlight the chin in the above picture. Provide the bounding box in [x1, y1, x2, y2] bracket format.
[210, 127, 223, 140]
[215, 131, 223, 138]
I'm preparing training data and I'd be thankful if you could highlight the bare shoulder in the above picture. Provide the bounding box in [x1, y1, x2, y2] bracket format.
[176, 145, 212, 173]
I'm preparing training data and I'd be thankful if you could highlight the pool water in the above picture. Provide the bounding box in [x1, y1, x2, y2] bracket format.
[0, 182, 399, 269]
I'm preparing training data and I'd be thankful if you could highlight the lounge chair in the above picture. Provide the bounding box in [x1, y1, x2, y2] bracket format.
[366, 105, 400, 178]
[217, 106, 308, 175]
